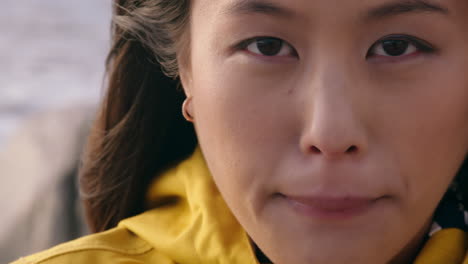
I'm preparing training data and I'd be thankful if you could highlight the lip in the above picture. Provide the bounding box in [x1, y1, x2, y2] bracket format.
[282, 194, 379, 220]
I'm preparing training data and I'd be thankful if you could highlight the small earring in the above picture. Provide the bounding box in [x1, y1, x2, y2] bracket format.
[182, 97, 194, 122]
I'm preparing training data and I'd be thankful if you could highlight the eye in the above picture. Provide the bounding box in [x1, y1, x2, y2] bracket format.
[367, 35, 435, 58]
[241, 37, 297, 57]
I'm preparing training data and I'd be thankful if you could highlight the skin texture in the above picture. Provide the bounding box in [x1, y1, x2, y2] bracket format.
[180, 0, 468, 263]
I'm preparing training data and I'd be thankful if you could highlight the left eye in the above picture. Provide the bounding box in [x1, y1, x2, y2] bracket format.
[368, 35, 434, 58]
[244, 37, 296, 57]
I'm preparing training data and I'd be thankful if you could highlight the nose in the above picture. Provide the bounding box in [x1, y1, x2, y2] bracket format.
[299, 69, 368, 159]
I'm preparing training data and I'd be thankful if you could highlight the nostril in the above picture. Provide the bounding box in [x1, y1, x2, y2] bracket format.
[346, 145, 358, 153]
[310, 146, 321, 154]
[307, 145, 359, 155]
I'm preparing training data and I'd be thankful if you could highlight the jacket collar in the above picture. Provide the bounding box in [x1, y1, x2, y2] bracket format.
[119, 148, 258, 264]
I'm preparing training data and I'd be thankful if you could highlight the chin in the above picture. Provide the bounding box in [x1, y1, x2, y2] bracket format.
[254, 221, 400, 264]
[269, 246, 392, 264]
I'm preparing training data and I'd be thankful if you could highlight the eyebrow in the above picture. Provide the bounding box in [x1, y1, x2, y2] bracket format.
[366, 0, 449, 20]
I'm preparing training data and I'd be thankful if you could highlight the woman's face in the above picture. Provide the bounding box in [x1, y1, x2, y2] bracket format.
[180, 0, 468, 263]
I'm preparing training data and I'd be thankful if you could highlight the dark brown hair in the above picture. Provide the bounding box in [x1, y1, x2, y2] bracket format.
[79, 0, 195, 232]
[458, 159, 468, 206]
[80, 0, 468, 233]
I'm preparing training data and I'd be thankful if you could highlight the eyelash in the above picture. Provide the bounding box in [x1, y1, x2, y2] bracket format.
[367, 34, 435, 59]
[234, 34, 435, 60]
[235, 37, 298, 57]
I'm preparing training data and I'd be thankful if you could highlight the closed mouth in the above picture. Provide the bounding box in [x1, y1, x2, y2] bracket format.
[280, 193, 382, 220]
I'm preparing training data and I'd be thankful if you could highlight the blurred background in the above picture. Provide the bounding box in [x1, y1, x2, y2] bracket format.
[0, 0, 111, 262]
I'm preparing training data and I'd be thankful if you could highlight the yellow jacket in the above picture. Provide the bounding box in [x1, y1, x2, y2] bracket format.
[12, 149, 468, 264]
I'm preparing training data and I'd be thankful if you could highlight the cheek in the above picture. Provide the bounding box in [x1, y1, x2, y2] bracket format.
[194, 66, 297, 147]
[191, 41, 298, 156]
[189, 54, 304, 216]
[375, 61, 468, 205]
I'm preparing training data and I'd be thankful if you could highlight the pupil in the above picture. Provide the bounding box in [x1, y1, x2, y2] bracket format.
[257, 38, 282, 56]
[382, 39, 409, 56]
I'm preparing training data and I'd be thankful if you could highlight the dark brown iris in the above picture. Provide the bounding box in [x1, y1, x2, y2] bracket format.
[256, 38, 283, 56]
[382, 39, 409, 56]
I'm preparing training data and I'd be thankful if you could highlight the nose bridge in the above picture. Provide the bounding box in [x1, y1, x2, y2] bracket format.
[315, 61, 353, 119]
[300, 60, 367, 158]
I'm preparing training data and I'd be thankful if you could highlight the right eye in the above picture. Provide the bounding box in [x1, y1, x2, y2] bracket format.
[366, 34, 435, 60]
[242, 37, 297, 57]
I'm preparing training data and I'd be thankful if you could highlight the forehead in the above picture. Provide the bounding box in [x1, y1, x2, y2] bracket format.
[193, 0, 466, 23]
